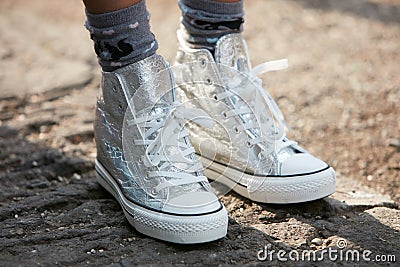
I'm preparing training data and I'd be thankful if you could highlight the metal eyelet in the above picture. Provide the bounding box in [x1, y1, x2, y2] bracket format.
[112, 86, 117, 92]
[206, 78, 213, 85]
[118, 104, 123, 110]
[213, 94, 218, 101]
[200, 58, 207, 68]
[138, 157, 143, 163]
[234, 126, 240, 134]
[150, 188, 158, 196]
[222, 111, 228, 119]
[246, 140, 253, 148]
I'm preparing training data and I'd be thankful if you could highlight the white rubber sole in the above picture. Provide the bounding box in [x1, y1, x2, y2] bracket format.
[199, 156, 336, 204]
[95, 160, 228, 244]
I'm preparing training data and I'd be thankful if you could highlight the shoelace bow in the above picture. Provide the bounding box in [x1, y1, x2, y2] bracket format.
[218, 59, 297, 158]
[128, 101, 213, 195]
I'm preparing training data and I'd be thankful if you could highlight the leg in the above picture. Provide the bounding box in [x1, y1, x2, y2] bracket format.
[83, 0, 141, 14]
[178, 0, 244, 53]
[83, 0, 157, 71]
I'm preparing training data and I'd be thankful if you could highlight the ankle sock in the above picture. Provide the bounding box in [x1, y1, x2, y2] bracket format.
[178, 0, 244, 53]
[85, 0, 158, 72]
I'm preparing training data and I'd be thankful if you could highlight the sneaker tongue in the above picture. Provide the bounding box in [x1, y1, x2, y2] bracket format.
[214, 33, 252, 73]
[214, 34, 295, 157]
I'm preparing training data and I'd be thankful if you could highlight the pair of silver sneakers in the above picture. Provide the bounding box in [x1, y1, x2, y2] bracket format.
[94, 30, 336, 244]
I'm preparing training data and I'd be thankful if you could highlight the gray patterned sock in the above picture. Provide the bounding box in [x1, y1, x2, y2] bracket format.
[178, 0, 244, 52]
[85, 0, 158, 72]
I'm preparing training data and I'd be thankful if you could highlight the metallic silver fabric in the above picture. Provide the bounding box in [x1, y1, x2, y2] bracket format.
[175, 32, 299, 176]
[95, 54, 209, 211]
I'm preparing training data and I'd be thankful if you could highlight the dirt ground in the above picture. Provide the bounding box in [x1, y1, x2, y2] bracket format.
[0, 0, 399, 266]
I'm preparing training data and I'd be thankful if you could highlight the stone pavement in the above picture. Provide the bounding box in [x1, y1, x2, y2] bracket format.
[0, 0, 399, 265]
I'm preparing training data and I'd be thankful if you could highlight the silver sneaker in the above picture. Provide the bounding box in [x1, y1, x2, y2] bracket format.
[175, 30, 336, 204]
[94, 54, 228, 243]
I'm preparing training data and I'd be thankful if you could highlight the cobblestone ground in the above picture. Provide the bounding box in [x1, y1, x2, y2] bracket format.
[0, 0, 399, 266]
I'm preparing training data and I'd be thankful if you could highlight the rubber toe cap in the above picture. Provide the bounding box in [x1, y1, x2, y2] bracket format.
[163, 191, 222, 215]
[280, 154, 328, 176]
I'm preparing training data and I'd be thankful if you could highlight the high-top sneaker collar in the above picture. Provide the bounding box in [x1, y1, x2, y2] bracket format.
[102, 54, 175, 116]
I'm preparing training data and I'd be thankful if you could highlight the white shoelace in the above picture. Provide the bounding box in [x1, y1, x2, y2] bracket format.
[128, 101, 213, 195]
[217, 59, 297, 158]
